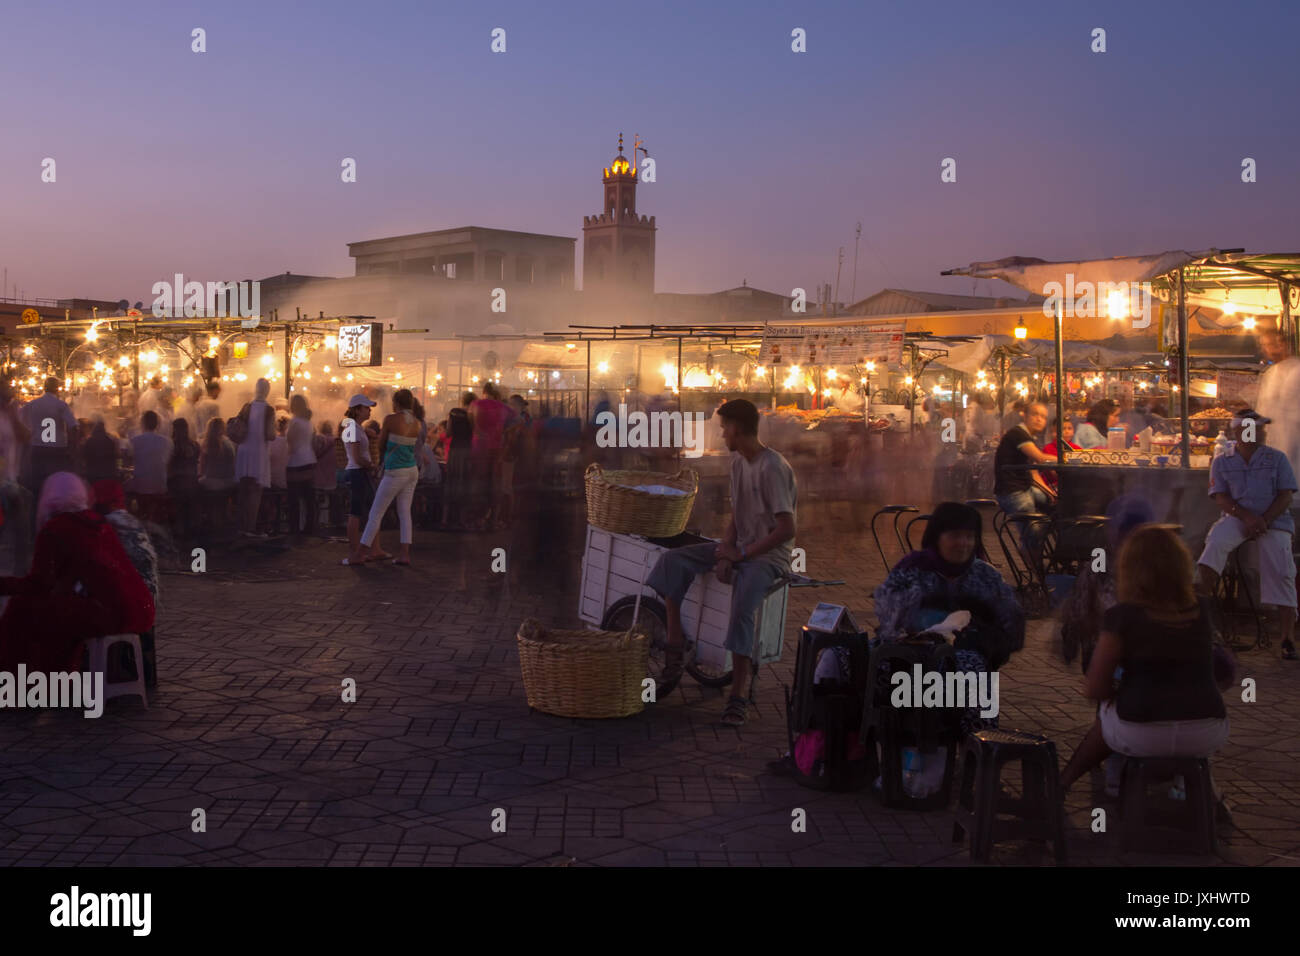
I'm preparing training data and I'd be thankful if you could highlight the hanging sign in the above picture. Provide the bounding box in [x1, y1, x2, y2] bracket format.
[338, 323, 384, 367]
[759, 320, 906, 367]
[20, 309, 39, 324]
[1215, 370, 1258, 405]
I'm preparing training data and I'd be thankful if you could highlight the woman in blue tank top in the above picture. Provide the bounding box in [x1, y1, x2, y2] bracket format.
[357, 389, 422, 565]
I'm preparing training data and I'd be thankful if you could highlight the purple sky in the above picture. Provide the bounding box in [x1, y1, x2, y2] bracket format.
[2, 0, 1296, 306]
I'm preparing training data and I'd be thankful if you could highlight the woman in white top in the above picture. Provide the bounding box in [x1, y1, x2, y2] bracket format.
[357, 389, 421, 566]
[286, 394, 317, 536]
[234, 378, 276, 535]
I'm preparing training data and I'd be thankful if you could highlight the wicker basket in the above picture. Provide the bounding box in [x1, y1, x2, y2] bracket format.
[516, 618, 649, 718]
[584, 464, 699, 538]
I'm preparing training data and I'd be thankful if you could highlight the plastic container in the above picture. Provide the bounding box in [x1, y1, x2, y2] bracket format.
[901, 747, 925, 797]
[1213, 430, 1229, 459]
[1107, 425, 1128, 450]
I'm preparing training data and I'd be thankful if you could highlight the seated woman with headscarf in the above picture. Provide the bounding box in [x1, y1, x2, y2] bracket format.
[872, 501, 1025, 730]
[0, 473, 155, 674]
[92, 479, 161, 686]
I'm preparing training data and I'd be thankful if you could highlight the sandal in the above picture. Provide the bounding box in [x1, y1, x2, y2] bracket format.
[721, 695, 749, 727]
[1282, 640, 1297, 661]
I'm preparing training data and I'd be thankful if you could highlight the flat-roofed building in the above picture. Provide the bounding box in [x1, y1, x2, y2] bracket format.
[347, 226, 575, 288]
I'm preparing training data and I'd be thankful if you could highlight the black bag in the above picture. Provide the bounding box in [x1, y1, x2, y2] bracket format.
[863, 638, 964, 810]
[784, 628, 872, 792]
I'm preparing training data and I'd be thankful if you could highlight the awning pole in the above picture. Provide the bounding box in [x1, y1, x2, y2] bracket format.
[997, 351, 1007, 421]
[1281, 278, 1296, 356]
[585, 339, 591, 422]
[457, 337, 466, 398]
[1178, 267, 1191, 468]
[1055, 302, 1065, 465]
[909, 345, 916, 432]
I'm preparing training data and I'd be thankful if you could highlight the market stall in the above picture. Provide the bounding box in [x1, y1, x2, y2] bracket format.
[941, 250, 1300, 543]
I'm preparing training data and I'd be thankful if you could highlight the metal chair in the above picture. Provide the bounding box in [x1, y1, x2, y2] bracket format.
[904, 513, 932, 552]
[997, 510, 1053, 615]
[965, 498, 1000, 564]
[870, 505, 919, 572]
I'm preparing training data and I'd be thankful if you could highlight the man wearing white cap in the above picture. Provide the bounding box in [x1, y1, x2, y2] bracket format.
[1196, 409, 1297, 659]
[340, 393, 378, 565]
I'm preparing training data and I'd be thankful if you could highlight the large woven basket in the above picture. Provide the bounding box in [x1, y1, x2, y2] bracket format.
[517, 619, 649, 719]
[584, 464, 699, 538]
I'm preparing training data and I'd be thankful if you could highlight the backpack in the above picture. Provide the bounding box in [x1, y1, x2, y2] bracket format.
[784, 628, 872, 791]
[227, 406, 250, 444]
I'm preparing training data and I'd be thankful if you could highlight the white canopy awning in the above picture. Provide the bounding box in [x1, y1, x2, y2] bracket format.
[942, 251, 1219, 296]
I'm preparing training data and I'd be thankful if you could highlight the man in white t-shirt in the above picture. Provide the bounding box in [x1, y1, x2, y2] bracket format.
[647, 399, 797, 726]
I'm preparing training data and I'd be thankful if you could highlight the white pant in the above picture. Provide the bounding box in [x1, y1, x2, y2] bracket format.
[1197, 516, 1297, 608]
[361, 467, 417, 546]
[1100, 701, 1229, 758]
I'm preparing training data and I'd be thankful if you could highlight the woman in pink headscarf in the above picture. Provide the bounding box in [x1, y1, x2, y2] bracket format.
[0, 472, 155, 673]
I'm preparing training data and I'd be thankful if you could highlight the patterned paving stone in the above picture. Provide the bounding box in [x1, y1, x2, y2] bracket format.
[0, 511, 1294, 866]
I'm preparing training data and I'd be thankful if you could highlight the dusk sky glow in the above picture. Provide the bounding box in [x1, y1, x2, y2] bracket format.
[2, 0, 1297, 304]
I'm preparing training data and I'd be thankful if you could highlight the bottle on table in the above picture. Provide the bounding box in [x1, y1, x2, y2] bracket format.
[1213, 430, 1229, 459]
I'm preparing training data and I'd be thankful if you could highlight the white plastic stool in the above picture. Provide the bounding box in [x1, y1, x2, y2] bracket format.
[85, 634, 148, 709]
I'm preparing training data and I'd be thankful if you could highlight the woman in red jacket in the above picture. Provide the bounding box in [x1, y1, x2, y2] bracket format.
[0, 472, 155, 673]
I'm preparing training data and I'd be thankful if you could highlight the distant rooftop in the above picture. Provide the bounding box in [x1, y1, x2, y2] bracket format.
[348, 226, 576, 251]
[849, 287, 1045, 314]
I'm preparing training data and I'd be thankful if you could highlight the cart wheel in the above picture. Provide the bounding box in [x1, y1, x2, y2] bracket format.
[602, 595, 676, 695]
[601, 595, 735, 692]
[686, 657, 735, 689]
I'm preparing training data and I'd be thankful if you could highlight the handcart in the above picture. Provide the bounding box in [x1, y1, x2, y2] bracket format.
[579, 525, 842, 694]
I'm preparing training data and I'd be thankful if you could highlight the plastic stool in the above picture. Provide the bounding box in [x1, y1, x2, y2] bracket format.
[86, 633, 149, 709]
[952, 728, 1067, 863]
[1119, 756, 1216, 854]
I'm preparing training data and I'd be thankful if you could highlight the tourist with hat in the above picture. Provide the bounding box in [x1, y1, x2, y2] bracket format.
[1196, 408, 1298, 659]
[340, 393, 377, 565]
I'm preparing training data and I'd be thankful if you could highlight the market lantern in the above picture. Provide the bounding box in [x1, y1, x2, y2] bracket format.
[1106, 290, 1129, 320]
[1014, 318, 1028, 340]
[233, 341, 249, 359]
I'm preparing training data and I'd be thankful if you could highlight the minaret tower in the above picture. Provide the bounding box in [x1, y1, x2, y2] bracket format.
[582, 132, 656, 295]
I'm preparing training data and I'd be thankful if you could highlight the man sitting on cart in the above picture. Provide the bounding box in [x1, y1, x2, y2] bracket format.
[647, 399, 797, 726]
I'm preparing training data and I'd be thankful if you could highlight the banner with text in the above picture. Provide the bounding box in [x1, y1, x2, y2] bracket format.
[758, 320, 907, 368]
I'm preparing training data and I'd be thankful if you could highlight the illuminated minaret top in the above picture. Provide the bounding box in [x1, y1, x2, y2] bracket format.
[583, 132, 656, 295]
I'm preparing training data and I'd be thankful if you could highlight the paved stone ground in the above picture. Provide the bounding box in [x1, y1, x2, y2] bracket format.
[0, 494, 1296, 867]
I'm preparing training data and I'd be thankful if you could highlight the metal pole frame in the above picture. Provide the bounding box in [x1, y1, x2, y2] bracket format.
[1055, 301, 1065, 465]
[1281, 279, 1297, 357]
[1178, 268, 1190, 468]
[997, 351, 1007, 421]
[909, 345, 917, 432]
